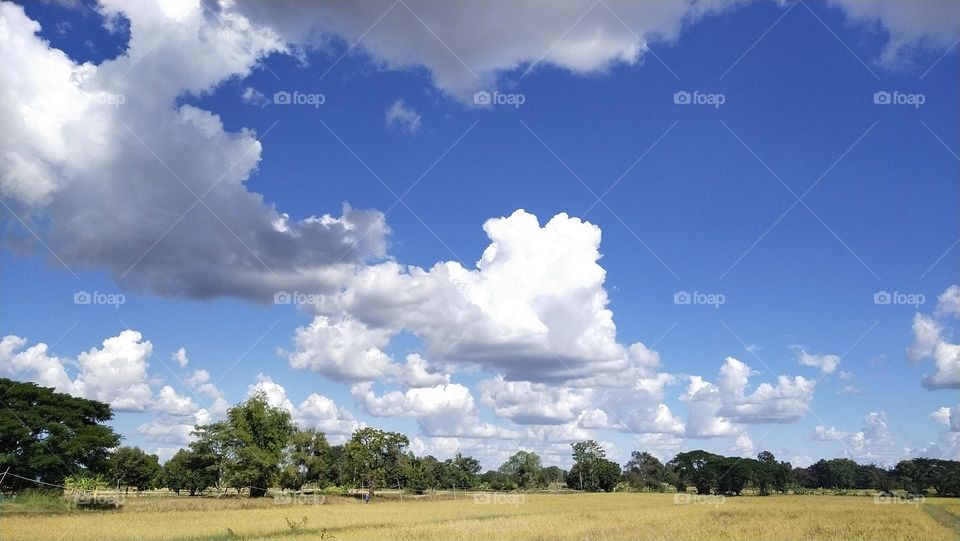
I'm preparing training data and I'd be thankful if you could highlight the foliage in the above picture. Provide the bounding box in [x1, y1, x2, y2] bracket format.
[0, 378, 120, 490]
[344, 427, 409, 493]
[499, 450, 542, 490]
[106, 447, 160, 493]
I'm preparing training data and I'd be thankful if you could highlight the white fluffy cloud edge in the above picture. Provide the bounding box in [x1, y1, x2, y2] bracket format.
[1, 0, 959, 466]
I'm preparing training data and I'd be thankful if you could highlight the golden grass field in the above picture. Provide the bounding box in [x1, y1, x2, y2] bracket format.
[2, 493, 959, 541]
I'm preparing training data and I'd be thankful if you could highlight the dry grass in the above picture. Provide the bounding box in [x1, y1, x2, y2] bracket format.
[2, 493, 958, 541]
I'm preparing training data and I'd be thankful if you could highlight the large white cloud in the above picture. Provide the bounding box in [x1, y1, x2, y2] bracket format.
[0, 1, 388, 301]
[908, 285, 960, 390]
[681, 357, 815, 440]
[290, 210, 642, 383]
[0, 329, 153, 411]
[234, 1, 959, 101]
[351, 381, 509, 438]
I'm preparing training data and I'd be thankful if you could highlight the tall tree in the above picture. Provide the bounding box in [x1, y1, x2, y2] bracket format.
[0, 378, 121, 490]
[625, 451, 665, 491]
[107, 446, 161, 493]
[499, 450, 542, 489]
[224, 393, 296, 497]
[344, 427, 409, 494]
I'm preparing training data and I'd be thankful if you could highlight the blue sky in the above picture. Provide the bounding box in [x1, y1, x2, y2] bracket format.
[1, 0, 958, 468]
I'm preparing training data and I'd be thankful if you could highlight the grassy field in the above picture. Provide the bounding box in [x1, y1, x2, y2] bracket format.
[2, 493, 958, 541]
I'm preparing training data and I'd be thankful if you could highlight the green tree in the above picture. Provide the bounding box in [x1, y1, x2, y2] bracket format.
[443, 452, 481, 489]
[568, 440, 609, 491]
[668, 450, 723, 495]
[499, 450, 542, 490]
[625, 451, 665, 491]
[161, 449, 216, 496]
[344, 427, 410, 494]
[0, 378, 121, 490]
[287, 428, 331, 488]
[189, 421, 232, 493]
[224, 393, 296, 497]
[107, 446, 161, 493]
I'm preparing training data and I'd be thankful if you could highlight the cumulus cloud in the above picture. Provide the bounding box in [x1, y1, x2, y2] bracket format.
[246, 374, 362, 437]
[289, 210, 640, 383]
[352, 381, 509, 438]
[930, 405, 960, 432]
[385, 99, 421, 135]
[826, 0, 960, 66]
[0, 329, 153, 411]
[172, 347, 189, 368]
[814, 425, 849, 441]
[682, 357, 815, 441]
[235, 1, 958, 101]
[845, 411, 897, 465]
[908, 285, 960, 389]
[0, 2, 388, 302]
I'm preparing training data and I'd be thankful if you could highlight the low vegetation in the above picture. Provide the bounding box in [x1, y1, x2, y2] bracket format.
[2, 377, 960, 540]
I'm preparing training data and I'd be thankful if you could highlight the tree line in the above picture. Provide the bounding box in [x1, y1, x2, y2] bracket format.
[2, 377, 959, 498]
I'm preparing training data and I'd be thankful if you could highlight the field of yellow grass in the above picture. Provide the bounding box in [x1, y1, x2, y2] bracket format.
[2, 493, 958, 541]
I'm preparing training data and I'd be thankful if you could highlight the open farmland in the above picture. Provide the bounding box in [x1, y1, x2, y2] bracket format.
[2, 493, 959, 541]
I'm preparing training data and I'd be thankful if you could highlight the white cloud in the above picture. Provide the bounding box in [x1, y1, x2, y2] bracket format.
[826, 0, 960, 66]
[477, 376, 594, 425]
[172, 347, 189, 368]
[682, 358, 814, 442]
[291, 210, 638, 383]
[385, 99, 421, 135]
[930, 405, 960, 432]
[241, 86, 270, 107]
[352, 381, 508, 438]
[0, 2, 388, 301]
[235, 1, 958, 102]
[845, 411, 897, 465]
[1, 330, 155, 412]
[908, 286, 960, 390]
[936, 285, 960, 318]
[245, 373, 361, 436]
[796, 349, 840, 374]
[813, 425, 849, 441]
